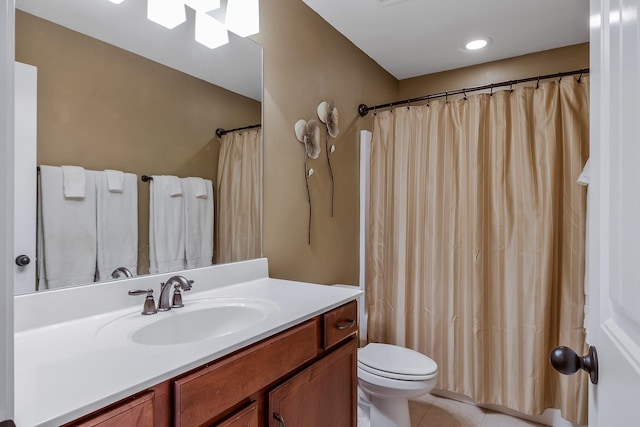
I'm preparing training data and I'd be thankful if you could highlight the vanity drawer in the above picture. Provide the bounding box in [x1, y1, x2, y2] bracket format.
[65, 390, 154, 427]
[214, 401, 258, 427]
[173, 319, 318, 427]
[323, 301, 358, 349]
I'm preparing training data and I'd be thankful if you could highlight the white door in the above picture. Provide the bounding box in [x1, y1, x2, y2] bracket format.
[13, 62, 37, 295]
[588, 0, 640, 425]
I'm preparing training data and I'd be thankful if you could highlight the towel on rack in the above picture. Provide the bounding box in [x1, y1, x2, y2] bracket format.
[164, 175, 183, 197]
[96, 171, 138, 281]
[37, 166, 97, 289]
[183, 177, 214, 269]
[189, 177, 209, 198]
[149, 175, 185, 274]
[61, 165, 86, 198]
[104, 169, 125, 193]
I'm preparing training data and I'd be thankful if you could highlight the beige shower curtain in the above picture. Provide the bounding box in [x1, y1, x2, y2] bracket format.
[216, 129, 261, 264]
[367, 77, 589, 424]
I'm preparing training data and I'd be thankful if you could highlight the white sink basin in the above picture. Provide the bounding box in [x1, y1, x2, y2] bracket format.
[133, 305, 266, 345]
[97, 297, 278, 346]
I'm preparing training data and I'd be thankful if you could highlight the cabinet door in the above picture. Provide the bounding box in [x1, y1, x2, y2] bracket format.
[268, 339, 357, 427]
[66, 391, 154, 427]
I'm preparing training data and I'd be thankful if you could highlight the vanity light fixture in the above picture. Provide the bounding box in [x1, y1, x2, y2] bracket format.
[195, 12, 229, 49]
[110, 0, 258, 49]
[464, 38, 490, 51]
[226, 0, 260, 37]
[147, 0, 186, 29]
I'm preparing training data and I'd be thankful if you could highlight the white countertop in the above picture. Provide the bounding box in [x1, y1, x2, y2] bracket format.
[14, 263, 361, 426]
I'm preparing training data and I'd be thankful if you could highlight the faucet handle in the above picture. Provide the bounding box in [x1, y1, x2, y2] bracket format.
[171, 281, 192, 308]
[172, 288, 184, 308]
[128, 289, 157, 315]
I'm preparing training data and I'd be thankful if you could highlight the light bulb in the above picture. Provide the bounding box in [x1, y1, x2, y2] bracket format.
[226, 0, 260, 37]
[147, 0, 186, 29]
[195, 12, 229, 49]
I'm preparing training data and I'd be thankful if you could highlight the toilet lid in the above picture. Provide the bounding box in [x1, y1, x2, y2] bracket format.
[358, 343, 438, 380]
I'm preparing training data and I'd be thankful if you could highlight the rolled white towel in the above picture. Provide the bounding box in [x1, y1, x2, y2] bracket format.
[104, 169, 125, 193]
[61, 165, 86, 198]
[190, 177, 208, 199]
[152, 175, 183, 197]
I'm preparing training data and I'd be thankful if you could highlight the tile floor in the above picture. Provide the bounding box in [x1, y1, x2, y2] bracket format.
[409, 394, 546, 427]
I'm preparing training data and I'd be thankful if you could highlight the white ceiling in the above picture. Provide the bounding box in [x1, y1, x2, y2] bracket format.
[16, 0, 263, 101]
[302, 0, 590, 80]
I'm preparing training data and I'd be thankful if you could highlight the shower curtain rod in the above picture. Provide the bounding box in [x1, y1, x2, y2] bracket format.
[215, 123, 261, 138]
[357, 68, 589, 117]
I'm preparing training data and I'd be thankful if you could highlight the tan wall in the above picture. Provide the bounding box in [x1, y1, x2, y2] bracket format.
[255, 0, 397, 284]
[15, 11, 261, 274]
[399, 43, 589, 99]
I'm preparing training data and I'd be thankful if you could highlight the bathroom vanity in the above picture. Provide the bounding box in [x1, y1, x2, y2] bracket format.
[14, 259, 361, 426]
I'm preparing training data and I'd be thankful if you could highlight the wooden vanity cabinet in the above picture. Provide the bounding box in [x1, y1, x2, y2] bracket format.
[64, 301, 358, 427]
[268, 338, 357, 427]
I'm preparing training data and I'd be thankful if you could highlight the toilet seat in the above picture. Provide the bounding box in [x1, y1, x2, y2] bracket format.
[358, 343, 438, 381]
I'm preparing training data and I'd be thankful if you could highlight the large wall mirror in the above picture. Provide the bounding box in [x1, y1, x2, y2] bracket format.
[14, 0, 263, 294]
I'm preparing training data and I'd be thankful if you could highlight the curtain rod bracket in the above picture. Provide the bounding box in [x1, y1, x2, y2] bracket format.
[358, 104, 370, 117]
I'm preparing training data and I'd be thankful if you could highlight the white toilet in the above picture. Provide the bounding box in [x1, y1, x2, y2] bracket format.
[331, 284, 438, 427]
[357, 343, 438, 427]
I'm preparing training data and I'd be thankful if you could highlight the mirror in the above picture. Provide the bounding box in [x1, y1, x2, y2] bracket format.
[14, 0, 263, 294]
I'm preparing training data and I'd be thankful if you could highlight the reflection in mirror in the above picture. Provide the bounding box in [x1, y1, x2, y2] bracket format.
[14, 0, 263, 294]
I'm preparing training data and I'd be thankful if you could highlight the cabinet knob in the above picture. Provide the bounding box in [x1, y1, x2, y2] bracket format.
[15, 255, 30, 267]
[273, 413, 286, 427]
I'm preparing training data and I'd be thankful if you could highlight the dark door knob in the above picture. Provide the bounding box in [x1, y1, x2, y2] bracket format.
[550, 345, 598, 384]
[15, 255, 30, 267]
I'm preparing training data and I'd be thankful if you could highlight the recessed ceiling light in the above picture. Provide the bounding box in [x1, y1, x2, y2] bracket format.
[464, 38, 489, 51]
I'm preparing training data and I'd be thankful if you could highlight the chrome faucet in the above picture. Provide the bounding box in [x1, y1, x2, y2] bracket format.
[111, 267, 133, 279]
[158, 276, 193, 311]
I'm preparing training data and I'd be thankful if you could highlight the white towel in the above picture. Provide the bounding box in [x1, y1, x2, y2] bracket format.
[96, 171, 138, 281]
[38, 166, 97, 289]
[105, 169, 125, 193]
[149, 176, 185, 274]
[61, 165, 86, 198]
[164, 175, 183, 197]
[183, 177, 214, 269]
[190, 177, 208, 199]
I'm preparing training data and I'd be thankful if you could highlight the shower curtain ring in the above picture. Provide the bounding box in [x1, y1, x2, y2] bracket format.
[578, 71, 583, 83]
[463, 90, 467, 100]
[536, 76, 541, 89]
[510, 81, 513, 92]
[490, 84, 494, 96]
[445, 92, 448, 103]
